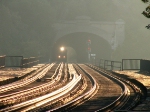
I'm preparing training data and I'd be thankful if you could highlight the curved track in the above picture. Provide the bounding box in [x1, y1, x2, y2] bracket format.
[0, 63, 147, 112]
[70, 64, 123, 112]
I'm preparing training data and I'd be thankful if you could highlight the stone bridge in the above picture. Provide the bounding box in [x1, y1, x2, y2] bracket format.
[53, 16, 125, 50]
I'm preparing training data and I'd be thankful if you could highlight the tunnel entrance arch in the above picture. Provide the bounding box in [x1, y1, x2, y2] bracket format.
[51, 16, 125, 62]
[51, 32, 111, 63]
[53, 16, 125, 50]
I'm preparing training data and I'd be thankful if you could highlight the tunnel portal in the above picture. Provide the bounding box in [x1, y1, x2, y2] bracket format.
[51, 32, 111, 63]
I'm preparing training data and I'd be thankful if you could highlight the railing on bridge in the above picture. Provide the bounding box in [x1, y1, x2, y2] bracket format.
[122, 59, 141, 71]
[22, 57, 39, 68]
[5, 56, 23, 67]
[99, 59, 141, 71]
[122, 59, 150, 72]
[104, 60, 112, 70]
[0, 55, 5, 68]
[0, 55, 39, 68]
[111, 60, 122, 70]
[99, 59, 122, 71]
[103, 59, 150, 72]
[99, 59, 105, 69]
[140, 59, 150, 72]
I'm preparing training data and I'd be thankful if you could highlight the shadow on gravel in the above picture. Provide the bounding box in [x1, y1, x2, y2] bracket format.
[71, 95, 120, 112]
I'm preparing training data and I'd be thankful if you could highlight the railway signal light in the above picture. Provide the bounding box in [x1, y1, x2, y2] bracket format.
[87, 39, 91, 44]
[88, 47, 91, 52]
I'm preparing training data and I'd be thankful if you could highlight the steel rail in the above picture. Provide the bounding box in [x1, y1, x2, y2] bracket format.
[20, 74, 82, 112]
[51, 63, 62, 80]
[0, 64, 48, 88]
[37, 79, 86, 112]
[30, 63, 72, 111]
[87, 64, 140, 111]
[21, 63, 69, 111]
[0, 74, 81, 112]
[0, 63, 63, 106]
[28, 63, 144, 112]
[52, 64, 129, 112]
[81, 64, 130, 111]
[0, 63, 55, 94]
[110, 71, 145, 111]
[47, 64, 98, 112]
[19, 63, 82, 112]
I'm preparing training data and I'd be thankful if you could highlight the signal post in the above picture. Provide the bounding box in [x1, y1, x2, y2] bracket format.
[87, 39, 91, 63]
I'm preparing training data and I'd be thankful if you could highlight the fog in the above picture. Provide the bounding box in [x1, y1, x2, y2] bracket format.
[0, 0, 150, 62]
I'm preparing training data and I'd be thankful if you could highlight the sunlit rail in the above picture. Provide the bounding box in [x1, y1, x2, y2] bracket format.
[0, 63, 55, 94]
[0, 64, 82, 112]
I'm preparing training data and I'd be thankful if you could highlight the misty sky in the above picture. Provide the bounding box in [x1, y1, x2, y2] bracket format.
[0, 0, 150, 61]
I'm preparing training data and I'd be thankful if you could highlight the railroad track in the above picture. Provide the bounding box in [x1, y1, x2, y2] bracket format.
[0, 63, 59, 109]
[44, 64, 96, 112]
[0, 63, 147, 112]
[47, 64, 146, 112]
[110, 70, 147, 111]
[0, 63, 54, 94]
[68, 64, 125, 112]
[84, 64, 146, 111]
[24, 64, 84, 112]
[0, 63, 83, 112]
[0, 63, 62, 107]
[43, 63, 124, 112]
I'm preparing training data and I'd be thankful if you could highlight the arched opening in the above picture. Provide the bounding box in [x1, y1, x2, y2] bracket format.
[51, 32, 112, 63]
